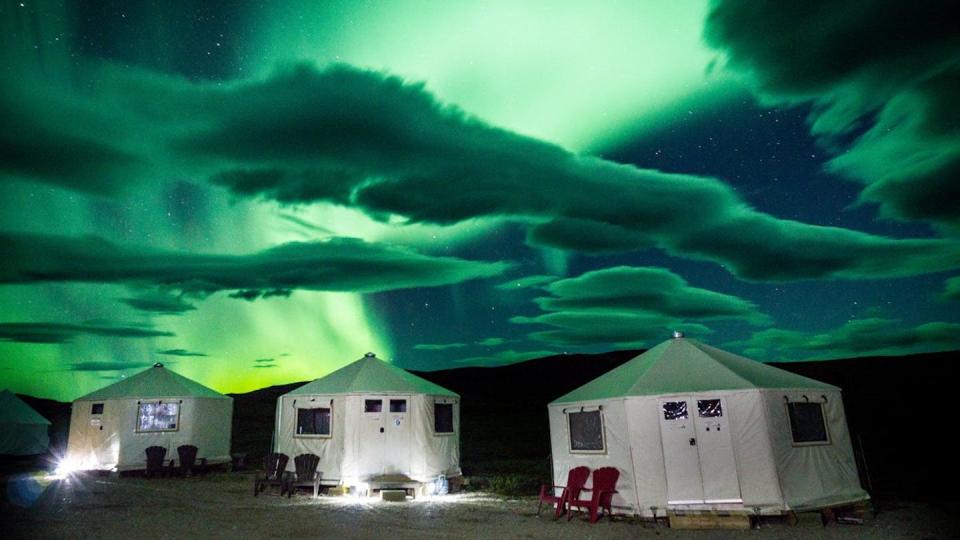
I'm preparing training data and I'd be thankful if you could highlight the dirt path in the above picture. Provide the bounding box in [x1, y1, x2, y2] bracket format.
[3, 472, 957, 539]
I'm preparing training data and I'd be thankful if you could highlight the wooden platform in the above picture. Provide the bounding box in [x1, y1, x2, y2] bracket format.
[668, 511, 752, 530]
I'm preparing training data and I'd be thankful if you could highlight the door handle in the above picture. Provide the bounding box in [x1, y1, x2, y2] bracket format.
[689, 438, 696, 446]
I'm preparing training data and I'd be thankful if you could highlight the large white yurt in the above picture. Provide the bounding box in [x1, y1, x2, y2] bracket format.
[0, 389, 51, 456]
[63, 363, 233, 472]
[548, 334, 868, 518]
[274, 353, 460, 490]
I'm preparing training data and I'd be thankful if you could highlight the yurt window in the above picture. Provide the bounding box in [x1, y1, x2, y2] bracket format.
[364, 399, 383, 413]
[662, 401, 688, 420]
[136, 402, 180, 432]
[434, 403, 454, 434]
[296, 407, 331, 437]
[568, 410, 605, 453]
[787, 402, 830, 444]
[91, 403, 104, 415]
[390, 399, 407, 413]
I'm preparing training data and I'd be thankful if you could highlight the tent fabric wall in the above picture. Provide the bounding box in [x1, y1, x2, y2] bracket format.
[275, 392, 460, 483]
[547, 338, 869, 516]
[63, 364, 233, 471]
[0, 389, 51, 455]
[67, 396, 233, 471]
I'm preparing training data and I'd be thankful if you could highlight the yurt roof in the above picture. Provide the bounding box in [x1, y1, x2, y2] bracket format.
[552, 337, 836, 404]
[0, 389, 51, 425]
[75, 363, 230, 401]
[286, 353, 458, 397]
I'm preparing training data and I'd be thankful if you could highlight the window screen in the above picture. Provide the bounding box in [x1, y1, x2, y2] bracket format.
[662, 401, 688, 420]
[698, 399, 723, 418]
[364, 399, 382, 413]
[390, 399, 407, 413]
[568, 410, 604, 452]
[137, 402, 179, 432]
[434, 403, 454, 433]
[91, 403, 104, 415]
[787, 402, 829, 443]
[296, 407, 331, 436]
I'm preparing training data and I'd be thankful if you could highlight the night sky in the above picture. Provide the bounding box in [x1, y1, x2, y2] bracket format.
[2, 1, 958, 401]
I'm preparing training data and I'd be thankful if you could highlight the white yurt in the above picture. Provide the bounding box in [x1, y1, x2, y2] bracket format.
[274, 353, 460, 491]
[63, 363, 233, 472]
[0, 389, 51, 456]
[548, 334, 868, 517]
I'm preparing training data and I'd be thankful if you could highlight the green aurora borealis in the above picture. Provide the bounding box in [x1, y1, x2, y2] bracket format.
[1, 0, 959, 401]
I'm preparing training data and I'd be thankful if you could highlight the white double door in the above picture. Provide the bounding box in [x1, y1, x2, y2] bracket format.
[658, 396, 741, 505]
[359, 395, 411, 476]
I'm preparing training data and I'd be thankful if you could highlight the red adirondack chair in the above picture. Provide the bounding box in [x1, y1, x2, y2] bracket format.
[567, 466, 620, 523]
[537, 466, 590, 519]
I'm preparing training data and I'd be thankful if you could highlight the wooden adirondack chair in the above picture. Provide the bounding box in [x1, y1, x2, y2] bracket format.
[176, 444, 205, 477]
[253, 452, 289, 496]
[285, 453, 321, 498]
[537, 466, 590, 519]
[567, 466, 620, 523]
[144, 446, 169, 478]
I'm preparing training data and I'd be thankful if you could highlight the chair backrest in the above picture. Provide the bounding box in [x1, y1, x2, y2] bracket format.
[177, 445, 199, 469]
[265, 452, 290, 480]
[590, 467, 620, 500]
[566, 466, 591, 501]
[294, 453, 320, 480]
[145, 446, 167, 470]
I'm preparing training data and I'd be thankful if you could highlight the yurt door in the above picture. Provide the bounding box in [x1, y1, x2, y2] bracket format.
[382, 396, 411, 474]
[659, 397, 742, 505]
[360, 396, 386, 474]
[693, 398, 741, 503]
[659, 398, 705, 504]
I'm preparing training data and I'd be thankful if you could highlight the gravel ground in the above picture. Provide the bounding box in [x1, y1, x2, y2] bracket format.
[3, 471, 958, 539]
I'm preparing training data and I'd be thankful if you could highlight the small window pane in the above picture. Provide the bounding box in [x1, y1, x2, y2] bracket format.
[390, 399, 407, 413]
[663, 401, 688, 420]
[434, 403, 454, 433]
[364, 399, 382, 413]
[137, 402, 179, 432]
[698, 399, 723, 418]
[91, 403, 104, 415]
[568, 410, 604, 451]
[787, 402, 828, 443]
[296, 407, 331, 436]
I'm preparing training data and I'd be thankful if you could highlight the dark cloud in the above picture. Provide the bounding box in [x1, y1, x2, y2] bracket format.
[252, 364, 277, 369]
[157, 349, 208, 357]
[706, 0, 960, 227]
[120, 291, 197, 314]
[535, 266, 770, 324]
[62, 361, 157, 372]
[0, 322, 173, 344]
[526, 218, 655, 254]
[413, 343, 468, 351]
[228, 288, 293, 301]
[512, 311, 711, 348]
[0, 231, 510, 295]
[727, 318, 960, 360]
[253, 358, 275, 363]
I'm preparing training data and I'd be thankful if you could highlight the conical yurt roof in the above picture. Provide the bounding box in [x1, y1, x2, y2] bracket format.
[0, 389, 51, 425]
[75, 363, 229, 401]
[552, 337, 836, 404]
[286, 353, 457, 397]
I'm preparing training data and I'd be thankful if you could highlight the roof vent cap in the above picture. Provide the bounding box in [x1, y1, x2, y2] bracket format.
[153, 362, 164, 368]
[672, 330, 685, 339]
[364, 352, 376, 358]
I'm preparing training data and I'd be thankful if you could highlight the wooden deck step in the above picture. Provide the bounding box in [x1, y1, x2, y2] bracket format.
[668, 511, 752, 530]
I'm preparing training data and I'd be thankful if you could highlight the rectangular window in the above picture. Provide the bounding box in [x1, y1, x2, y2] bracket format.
[698, 399, 723, 418]
[390, 399, 407, 413]
[662, 401, 688, 420]
[296, 407, 331, 436]
[434, 403, 454, 434]
[568, 410, 605, 452]
[91, 403, 104, 415]
[787, 402, 829, 444]
[364, 399, 382, 413]
[136, 402, 179, 432]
